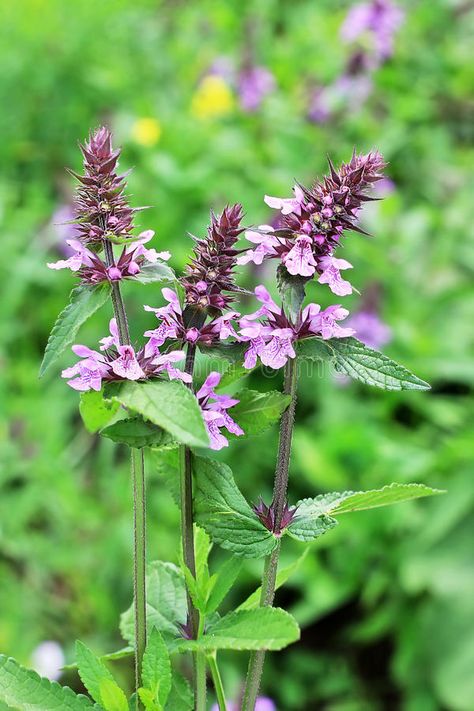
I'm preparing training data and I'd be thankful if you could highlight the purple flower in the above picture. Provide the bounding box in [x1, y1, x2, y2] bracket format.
[238, 153, 386, 292]
[344, 308, 391, 350]
[238, 286, 354, 370]
[211, 698, 276, 711]
[237, 65, 276, 112]
[61, 318, 190, 392]
[341, 0, 404, 63]
[197, 372, 244, 450]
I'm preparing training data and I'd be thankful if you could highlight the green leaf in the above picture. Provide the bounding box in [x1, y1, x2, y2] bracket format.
[79, 390, 120, 433]
[206, 556, 243, 614]
[110, 380, 209, 448]
[100, 417, 175, 448]
[133, 262, 176, 284]
[75, 641, 116, 705]
[164, 674, 193, 711]
[193, 456, 277, 558]
[237, 549, 309, 611]
[141, 629, 171, 709]
[288, 484, 444, 539]
[120, 562, 187, 645]
[194, 526, 212, 583]
[178, 607, 300, 652]
[40, 284, 110, 377]
[297, 336, 430, 390]
[138, 688, 160, 711]
[277, 265, 308, 324]
[230, 390, 291, 435]
[0, 655, 99, 710]
[98, 679, 128, 711]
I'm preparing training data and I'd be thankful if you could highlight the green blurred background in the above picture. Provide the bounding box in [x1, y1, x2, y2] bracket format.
[0, 0, 473, 709]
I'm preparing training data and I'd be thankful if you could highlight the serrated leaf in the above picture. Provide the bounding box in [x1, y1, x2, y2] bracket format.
[193, 456, 277, 558]
[178, 607, 300, 652]
[237, 549, 309, 611]
[164, 673, 193, 711]
[100, 417, 175, 448]
[120, 562, 187, 645]
[79, 390, 120, 433]
[297, 336, 430, 390]
[141, 629, 171, 708]
[138, 688, 161, 711]
[110, 380, 209, 448]
[0, 655, 99, 710]
[99, 679, 128, 711]
[40, 284, 110, 377]
[230, 390, 291, 435]
[75, 641, 116, 705]
[194, 526, 211, 583]
[206, 556, 243, 614]
[133, 263, 176, 285]
[277, 265, 308, 324]
[286, 510, 338, 542]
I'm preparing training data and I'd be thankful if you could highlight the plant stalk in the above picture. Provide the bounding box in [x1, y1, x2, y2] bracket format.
[179, 344, 207, 708]
[208, 653, 227, 711]
[241, 355, 299, 710]
[103, 237, 146, 708]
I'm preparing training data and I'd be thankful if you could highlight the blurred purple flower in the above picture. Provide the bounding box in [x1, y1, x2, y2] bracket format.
[345, 309, 391, 350]
[237, 66, 276, 112]
[341, 0, 404, 62]
[50, 205, 79, 256]
[211, 697, 276, 711]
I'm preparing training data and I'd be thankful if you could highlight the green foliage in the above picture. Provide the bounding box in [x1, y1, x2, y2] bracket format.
[79, 390, 120, 433]
[98, 679, 128, 711]
[39, 284, 110, 377]
[178, 607, 300, 652]
[164, 674, 193, 710]
[75, 641, 117, 706]
[132, 263, 176, 285]
[238, 550, 309, 611]
[109, 380, 209, 448]
[297, 337, 430, 390]
[230, 390, 291, 436]
[0, 655, 99, 710]
[100, 417, 174, 448]
[140, 629, 171, 710]
[193, 456, 277, 558]
[120, 562, 187, 644]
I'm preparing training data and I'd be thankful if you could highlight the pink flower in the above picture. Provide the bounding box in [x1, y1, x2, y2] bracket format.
[282, 236, 318, 277]
[111, 345, 145, 380]
[317, 256, 354, 296]
[61, 346, 109, 391]
[47, 239, 96, 271]
[237, 225, 279, 266]
[197, 372, 244, 450]
[264, 185, 304, 215]
[259, 328, 296, 369]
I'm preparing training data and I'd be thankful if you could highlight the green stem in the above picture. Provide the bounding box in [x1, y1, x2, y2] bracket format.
[208, 653, 227, 711]
[131, 447, 147, 701]
[241, 356, 299, 710]
[179, 345, 207, 708]
[103, 237, 145, 708]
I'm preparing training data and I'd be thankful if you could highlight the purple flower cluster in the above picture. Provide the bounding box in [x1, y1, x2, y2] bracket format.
[341, 0, 405, 64]
[197, 372, 244, 450]
[238, 151, 386, 294]
[207, 58, 276, 112]
[61, 318, 190, 392]
[47, 127, 168, 285]
[238, 285, 354, 370]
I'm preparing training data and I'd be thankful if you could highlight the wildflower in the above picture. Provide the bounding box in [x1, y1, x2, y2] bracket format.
[182, 204, 245, 313]
[237, 65, 275, 112]
[131, 117, 162, 147]
[47, 230, 170, 285]
[191, 75, 234, 119]
[61, 319, 190, 392]
[196, 372, 244, 450]
[211, 698, 276, 711]
[239, 285, 354, 370]
[345, 308, 391, 350]
[31, 641, 65, 682]
[341, 0, 404, 64]
[238, 152, 386, 294]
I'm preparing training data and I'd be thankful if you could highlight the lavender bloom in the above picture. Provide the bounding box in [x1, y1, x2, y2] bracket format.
[211, 698, 276, 711]
[340, 0, 404, 63]
[182, 204, 245, 312]
[49, 205, 79, 257]
[345, 308, 391, 350]
[237, 65, 276, 112]
[47, 230, 170, 284]
[197, 372, 244, 450]
[144, 288, 240, 352]
[61, 319, 190, 392]
[239, 285, 354, 370]
[239, 152, 386, 293]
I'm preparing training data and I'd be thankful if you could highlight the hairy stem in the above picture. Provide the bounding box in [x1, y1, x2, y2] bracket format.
[241, 356, 299, 710]
[103, 237, 145, 708]
[208, 653, 227, 711]
[179, 344, 207, 708]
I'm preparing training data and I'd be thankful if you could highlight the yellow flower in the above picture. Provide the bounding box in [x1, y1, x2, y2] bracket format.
[191, 76, 234, 120]
[131, 117, 162, 147]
